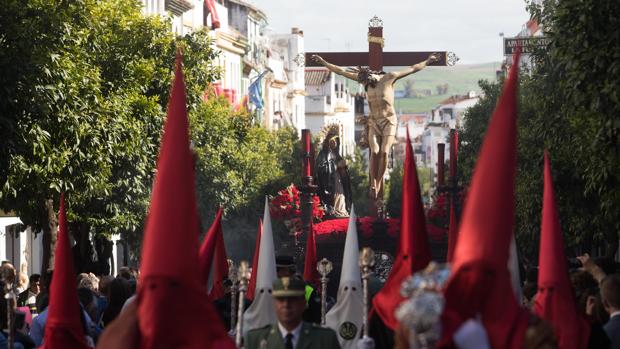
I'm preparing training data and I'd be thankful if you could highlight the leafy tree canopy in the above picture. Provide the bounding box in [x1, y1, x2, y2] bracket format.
[459, 0, 620, 261]
[0, 0, 217, 246]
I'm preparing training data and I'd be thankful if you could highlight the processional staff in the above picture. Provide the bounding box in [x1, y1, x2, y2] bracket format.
[317, 258, 333, 326]
[359, 247, 376, 339]
[235, 260, 251, 348]
[228, 259, 238, 336]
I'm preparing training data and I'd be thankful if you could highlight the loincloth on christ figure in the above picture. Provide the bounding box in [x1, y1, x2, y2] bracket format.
[368, 112, 397, 138]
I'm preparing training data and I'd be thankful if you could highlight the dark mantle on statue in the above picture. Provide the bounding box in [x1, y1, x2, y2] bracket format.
[312, 217, 448, 298]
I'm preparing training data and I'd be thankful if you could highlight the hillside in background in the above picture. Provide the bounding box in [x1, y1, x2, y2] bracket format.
[346, 62, 499, 113]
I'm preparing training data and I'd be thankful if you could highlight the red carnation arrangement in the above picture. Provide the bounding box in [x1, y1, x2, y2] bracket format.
[270, 184, 324, 236]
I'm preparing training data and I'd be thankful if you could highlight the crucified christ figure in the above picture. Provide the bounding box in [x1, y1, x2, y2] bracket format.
[312, 53, 438, 203]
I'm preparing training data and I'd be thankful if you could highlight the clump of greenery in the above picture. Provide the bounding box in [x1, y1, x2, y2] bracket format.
[458, 0, 620, 262]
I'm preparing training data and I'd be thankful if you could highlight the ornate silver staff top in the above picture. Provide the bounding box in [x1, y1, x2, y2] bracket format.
[317, 258, 333, 326]
[228, 259, 238, 336]
[235, 260, 251, 348]
[359, 247, 376, 339]
[395, 262, 451, 349]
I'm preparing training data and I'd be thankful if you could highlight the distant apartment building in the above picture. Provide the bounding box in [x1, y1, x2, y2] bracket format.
[430, 91, 479, 129]
[144, 0, 306, 131]
[422, 92, 479, 175]
[393, 113, 428, 165]
[141, 0, 203, 35]
[305, 68, 356, 157]
[203, 0, 268, 104]
[264, 28, 306, 132]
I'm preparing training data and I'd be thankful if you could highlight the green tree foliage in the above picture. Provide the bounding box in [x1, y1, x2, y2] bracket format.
[385, 163, 433, 218]
[385, 163, 403, 218]
[192, 98, 300, 221]
[528, 0, 620, 258]
[459, 0, 620, 261]
[346, 148, 371, 217]
[0, 0, 218, 269]
[192, 110, 301, 261]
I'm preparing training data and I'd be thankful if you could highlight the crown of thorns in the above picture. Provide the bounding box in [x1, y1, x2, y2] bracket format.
[347, 66, 386, 86]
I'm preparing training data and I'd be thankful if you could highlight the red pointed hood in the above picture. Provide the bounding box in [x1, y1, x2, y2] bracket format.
[137, 53, 235, 349]
[246, 219, 262, 301]
[533, 152, 590, 349]
[198, 208, 223, 286]
[209, 217, 229, 300]
[446, 199, 458, 263]
[440, 51, 529, 349]
[42, 193, 91, 349]
[303, 224, 320, 287]
[371, 128, 431, 330]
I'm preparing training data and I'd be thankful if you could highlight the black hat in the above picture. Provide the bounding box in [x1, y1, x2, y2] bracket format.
[276, 255, 295, 268]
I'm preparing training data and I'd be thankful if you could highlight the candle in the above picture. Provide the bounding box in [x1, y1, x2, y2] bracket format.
[449, 130, 458, 178]
[302, 129, 312, 177]
[437, 143, 445, 187]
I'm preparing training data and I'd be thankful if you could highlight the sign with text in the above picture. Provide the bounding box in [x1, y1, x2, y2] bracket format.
[504, 37, 550, 55]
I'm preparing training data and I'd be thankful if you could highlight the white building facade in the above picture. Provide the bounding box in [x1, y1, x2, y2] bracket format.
[0, 215, 127, 277]
[141, 0, 203, 35]
[0, 217, 42, 275]
[305, 69, 356, 157]
[422, 92, 479, 171]
[265, 28, 306, 132]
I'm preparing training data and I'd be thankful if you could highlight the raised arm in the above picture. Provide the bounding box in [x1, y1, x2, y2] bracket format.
[391, 53, 439, 81]
[312, 54, 359, 81]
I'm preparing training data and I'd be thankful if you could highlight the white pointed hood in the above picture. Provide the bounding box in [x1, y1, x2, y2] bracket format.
[326, 207, 363, 348]
[243, 197, 277, 334]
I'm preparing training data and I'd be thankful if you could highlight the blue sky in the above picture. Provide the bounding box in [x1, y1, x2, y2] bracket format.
[253, 0, 530, 64]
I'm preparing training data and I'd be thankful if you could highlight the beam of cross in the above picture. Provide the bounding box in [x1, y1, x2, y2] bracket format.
[305, 16, 456, 70]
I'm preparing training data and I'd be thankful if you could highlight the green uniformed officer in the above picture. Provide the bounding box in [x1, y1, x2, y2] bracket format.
[244, 277, 341, 349]
[275, 255, 322, 324]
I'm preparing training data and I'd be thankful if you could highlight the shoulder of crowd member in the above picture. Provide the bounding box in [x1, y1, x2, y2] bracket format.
[309, 323, 339, 338]
[247, 324, 273, 336]
[245, 324, 273, 347]
[308, 324, 341, 348]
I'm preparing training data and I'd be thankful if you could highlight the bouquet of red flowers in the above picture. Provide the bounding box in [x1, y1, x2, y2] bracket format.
[270, 184, 324, 235]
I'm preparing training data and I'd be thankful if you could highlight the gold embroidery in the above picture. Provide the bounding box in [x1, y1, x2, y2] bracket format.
[282, 277, 290, 290]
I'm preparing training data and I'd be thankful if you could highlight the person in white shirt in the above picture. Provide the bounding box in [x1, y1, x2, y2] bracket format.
[17, 274, 41, 316]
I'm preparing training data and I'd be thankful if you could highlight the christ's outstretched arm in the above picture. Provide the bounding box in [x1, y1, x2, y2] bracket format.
[391, 53, 439, 81]
[312, 54, 359, 81]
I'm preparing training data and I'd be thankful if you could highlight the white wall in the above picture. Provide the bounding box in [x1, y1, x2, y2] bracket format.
[217, 51, 242, 95]
[0, 218, 43, 275]
[422, 126, 450, 172]
[305, 70, 355, 157]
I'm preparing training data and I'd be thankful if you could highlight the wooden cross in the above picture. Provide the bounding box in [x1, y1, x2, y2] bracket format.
[304, 16, 455, 217]
[305, 16, 456, 71]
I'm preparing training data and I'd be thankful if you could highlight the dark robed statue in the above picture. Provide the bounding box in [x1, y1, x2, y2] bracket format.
[315, 127, 352, 217]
